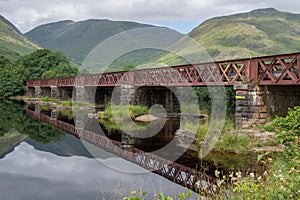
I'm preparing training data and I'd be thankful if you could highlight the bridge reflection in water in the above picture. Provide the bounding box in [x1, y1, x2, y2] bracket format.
[26, 109, 213, 191]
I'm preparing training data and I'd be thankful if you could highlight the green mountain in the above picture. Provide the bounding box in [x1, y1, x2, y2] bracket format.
[26, 19, 183, 72]
[157, 8, 300, 65]
[26, 8, 300, 70]
[0, 15, 39, 61]
[188, 8, 300, 61]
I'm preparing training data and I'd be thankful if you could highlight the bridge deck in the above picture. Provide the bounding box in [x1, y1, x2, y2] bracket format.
[27, 52, 300, 87]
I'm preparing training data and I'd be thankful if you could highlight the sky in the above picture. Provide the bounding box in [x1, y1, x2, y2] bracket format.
[1, 0, 300, 34]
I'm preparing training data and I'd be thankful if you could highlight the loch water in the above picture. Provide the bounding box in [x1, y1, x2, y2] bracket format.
[0, 100, 257, 199]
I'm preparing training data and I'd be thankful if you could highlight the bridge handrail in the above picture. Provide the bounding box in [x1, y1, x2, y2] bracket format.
[26, 52, 300, 87]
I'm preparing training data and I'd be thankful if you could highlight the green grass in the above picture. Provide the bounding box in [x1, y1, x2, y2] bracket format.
[60, 100, 94, 107]
[257, 124, 275, 132]
[41, 96, 60, 102]
[189, 117, 255, 154]
[98, 105, 149, 133]
[61, 100, 72, 107]
[60, 110, 74, 120]
[214, 133, 252, 154]
[41, 104, 51, 111]
[99, 105, 149, 120]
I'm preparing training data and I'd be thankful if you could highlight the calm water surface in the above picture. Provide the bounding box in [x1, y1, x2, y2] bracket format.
[0, 100, 198, 200]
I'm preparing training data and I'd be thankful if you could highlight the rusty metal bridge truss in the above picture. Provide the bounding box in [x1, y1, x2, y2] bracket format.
[26, 109, 213, 190]
[27, 52, 300, 87]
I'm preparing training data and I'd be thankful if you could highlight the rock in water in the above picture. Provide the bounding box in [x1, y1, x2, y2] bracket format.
[134, 114, 159, 122]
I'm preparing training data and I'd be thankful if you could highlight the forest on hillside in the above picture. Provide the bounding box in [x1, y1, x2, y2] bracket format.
[0, 49, 78, 97]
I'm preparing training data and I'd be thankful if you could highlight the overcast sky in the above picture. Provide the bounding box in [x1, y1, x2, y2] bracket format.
[1, 0, 300, 33]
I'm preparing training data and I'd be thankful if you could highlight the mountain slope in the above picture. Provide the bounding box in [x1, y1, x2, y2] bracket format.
[26, 8, 300, 70]
[26, 19, 183, 71]
[188, 8, 300, 61]
[0, 15, 39, 61]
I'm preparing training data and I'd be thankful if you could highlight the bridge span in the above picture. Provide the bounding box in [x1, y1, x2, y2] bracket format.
[26, 52, 300, 128]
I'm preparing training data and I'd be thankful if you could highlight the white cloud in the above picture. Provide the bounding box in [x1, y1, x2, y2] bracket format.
[1, 0, 300, 33]
[0, 142, 194, 199]
[0, 142, 185, 191]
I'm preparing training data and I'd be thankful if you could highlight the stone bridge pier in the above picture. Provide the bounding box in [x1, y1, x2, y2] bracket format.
[25, 86, 73, 100]
[234, 85, 300, 128]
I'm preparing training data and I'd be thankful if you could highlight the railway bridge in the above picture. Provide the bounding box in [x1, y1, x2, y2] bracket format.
[26, 52, 300, 128]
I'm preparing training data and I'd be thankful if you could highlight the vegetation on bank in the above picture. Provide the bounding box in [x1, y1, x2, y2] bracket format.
[0, 49, 78, 97]
[98, 105, 149, 133]
[123, 106, 300, 199]
[216, 106, 300, 199]
[123, 190, 193, 200]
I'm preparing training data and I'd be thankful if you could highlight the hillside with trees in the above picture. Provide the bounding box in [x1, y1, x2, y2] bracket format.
[0, 49, 78, 97]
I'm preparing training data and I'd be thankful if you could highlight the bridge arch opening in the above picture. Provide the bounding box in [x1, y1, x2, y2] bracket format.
[128, 86, 181, 115]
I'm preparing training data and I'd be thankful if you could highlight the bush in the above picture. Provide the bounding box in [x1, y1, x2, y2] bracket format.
[273, 106, 300, 160]
[0, 50, 78, 97]
[98, 105, 149, 133]
[214, 134, 251, 154]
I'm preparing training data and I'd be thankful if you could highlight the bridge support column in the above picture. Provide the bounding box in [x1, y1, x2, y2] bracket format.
[120, 85, 136, 105]
[34, 86, 42, 98]
[234, 85, 269, 128]
[74, 86, 87, 102]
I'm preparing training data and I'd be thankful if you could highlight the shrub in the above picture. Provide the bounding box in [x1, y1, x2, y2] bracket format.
[214, 134, 251, 154]
[273, 106, 300, 161]
[98, 105, 149, 133]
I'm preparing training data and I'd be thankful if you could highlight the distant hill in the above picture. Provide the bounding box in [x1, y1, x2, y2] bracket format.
[157, 8, 300, 65]
[0, 15, 39, 61]
[26, 8, 300, 71]
[26, 19, 183, 72]
[188, 8, 300, 61]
